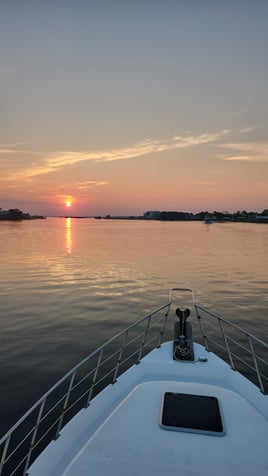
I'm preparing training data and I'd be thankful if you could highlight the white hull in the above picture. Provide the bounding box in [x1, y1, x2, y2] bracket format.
[29, 342, 268, 476]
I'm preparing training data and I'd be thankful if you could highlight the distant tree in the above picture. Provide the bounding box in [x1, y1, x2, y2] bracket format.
[213, 211, 226, 220]
[8, 208, 24, 220]
[197, 211, 208, 220]
[159, 211, 190, 221]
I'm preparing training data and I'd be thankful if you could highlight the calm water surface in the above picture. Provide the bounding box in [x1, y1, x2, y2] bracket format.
[0, 218, 267, 435]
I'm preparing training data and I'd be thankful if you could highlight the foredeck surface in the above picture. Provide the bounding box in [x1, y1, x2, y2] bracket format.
[29, 343, 268, 476]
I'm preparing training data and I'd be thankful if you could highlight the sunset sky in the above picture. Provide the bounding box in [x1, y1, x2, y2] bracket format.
[0, 1, 267, 216]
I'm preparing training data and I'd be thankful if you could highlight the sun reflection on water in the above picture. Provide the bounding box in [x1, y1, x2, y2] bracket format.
[65, 218, 72, 253]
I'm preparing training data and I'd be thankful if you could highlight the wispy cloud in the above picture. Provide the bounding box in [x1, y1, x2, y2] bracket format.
[0, 148, 31, 155]
[224, 156, 252, 161]
[239, 126, 256, 134]
[76, 180, 109, 190]
[0, 143, 36, 155]
[220, 142, 268, 162]
[173, 130, 231, 146]
[4, 129, 232, 180]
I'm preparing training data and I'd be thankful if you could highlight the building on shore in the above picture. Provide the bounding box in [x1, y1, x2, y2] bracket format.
[143, 211, 161, 219]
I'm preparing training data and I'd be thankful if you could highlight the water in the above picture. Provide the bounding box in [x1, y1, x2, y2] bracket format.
[0, 218, 267, 436]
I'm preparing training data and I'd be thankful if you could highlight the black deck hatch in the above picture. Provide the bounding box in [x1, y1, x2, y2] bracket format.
[160, 392, 225, 436]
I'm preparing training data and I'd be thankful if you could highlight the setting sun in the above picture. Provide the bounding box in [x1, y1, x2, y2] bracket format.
[65, 201, 72, 208]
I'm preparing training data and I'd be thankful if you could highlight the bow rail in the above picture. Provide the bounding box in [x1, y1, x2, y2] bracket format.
[194, 303, 268, 394]
[0, 289, 267, 476]
[0, 301, 172, 476]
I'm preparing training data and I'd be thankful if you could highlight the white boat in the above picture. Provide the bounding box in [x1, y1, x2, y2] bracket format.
[0, 288, 267, 476]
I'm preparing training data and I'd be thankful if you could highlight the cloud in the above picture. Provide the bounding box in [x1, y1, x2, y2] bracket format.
[0, 148, 19, 154]
[3, 129, 231, 181]
[0, 143, 36, 155]
[173, 130, 231, 148]
[0, 148, 34, 155]
[239, 126, 255, 134]
[95, 181, 109, 186]
[224, 156, 252, 161]
[76, 180, 109, 190]
[220, 142, 268, 162]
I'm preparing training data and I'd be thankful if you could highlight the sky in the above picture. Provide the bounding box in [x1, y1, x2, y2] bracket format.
[0, 1, 267, 216]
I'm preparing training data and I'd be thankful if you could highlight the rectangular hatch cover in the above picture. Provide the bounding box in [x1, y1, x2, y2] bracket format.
[160, 392, 225, 436]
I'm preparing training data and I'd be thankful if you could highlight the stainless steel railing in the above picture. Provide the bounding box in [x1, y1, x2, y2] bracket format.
[0, 289, 267, 476]
[194, 304, 268, 394]
[0, 301, 172, 476]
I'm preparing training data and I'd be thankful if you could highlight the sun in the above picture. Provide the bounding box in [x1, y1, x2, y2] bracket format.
[65, 201, 72, 208]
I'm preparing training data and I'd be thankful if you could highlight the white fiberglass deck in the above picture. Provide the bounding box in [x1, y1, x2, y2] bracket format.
[29, 343, 268, 476]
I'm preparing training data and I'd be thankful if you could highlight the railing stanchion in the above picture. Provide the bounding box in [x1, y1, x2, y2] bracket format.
[55, 370, 77, 439]
[247, 335, 265, 393]
[23, 398, 47, 476]
[157, 305, 171, 347]
[137, 316, 152, 363]
[85, 349, 104, 407]
[218, 319, 235, 370]
[0, 433, 11, 475]
[113, 330, 129, 383]
[196, 308, 209, 351]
